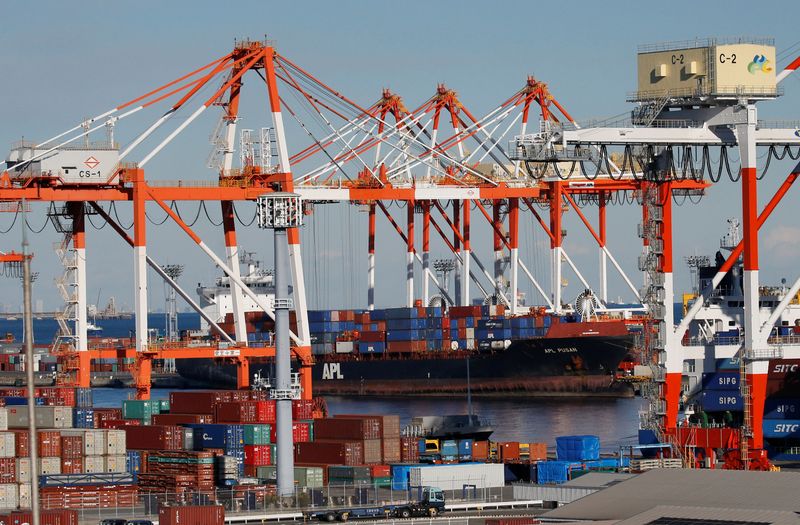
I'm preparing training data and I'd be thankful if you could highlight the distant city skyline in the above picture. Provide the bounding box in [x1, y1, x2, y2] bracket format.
[1, 1, 799, 313]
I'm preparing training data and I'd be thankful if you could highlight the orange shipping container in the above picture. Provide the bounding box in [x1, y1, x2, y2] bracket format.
[472, 440, 489, 460]
[528, 443, 547, 461]
[498, 441, 520, 462]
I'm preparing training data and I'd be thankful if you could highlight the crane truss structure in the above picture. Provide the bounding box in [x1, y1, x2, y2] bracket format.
[0, 38, 796, 474]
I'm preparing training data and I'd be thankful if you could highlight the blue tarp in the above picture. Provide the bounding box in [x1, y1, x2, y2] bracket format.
[556, 435, 600, 461]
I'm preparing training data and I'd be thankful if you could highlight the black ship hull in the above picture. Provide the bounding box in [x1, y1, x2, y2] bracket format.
[176, 334, 635, 397]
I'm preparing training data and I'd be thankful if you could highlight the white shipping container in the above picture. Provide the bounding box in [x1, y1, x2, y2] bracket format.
[39, 457, 61, 476]
[0, 432, 14, 458]
[83, 455, 105, 474]
[335, 341, 354, 354]
[104, 455, 127, 473]
[104, 429, 126, 455]
[62, 429, 106, 455]
[15, 458, 29, 484]
[0, 483, 17, 510]
[465, 328, 475, 339]
[17, 483, 30, 508]
[409, 463, 505, 491]
[0, 408, 7, 431]
[6, 406, 72, 429]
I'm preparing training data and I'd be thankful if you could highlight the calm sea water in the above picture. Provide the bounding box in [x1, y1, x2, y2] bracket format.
[5, 313, 645, 453]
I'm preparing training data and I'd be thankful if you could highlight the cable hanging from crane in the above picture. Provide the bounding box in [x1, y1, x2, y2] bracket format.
[0, 208, 19, 234]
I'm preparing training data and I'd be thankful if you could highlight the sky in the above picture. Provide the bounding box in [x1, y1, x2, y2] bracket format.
[0, 0, 799, 315]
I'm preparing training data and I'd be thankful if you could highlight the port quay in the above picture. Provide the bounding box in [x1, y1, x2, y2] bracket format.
[0, 4, 800, 524]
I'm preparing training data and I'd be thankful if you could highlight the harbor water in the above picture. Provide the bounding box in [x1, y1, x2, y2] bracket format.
[3, 313, 644, 452]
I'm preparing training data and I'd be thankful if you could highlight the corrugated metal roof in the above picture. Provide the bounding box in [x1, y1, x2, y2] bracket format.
[618, 505, 800, 525]
[563, 472, 636, 487]
[544, 468, 800, 520]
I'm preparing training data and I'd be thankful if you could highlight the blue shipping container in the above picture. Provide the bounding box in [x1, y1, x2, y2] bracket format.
[386, 329, 424, 341]
[556, 435, 600, 461]
[126, 450, 142, 476]
[763, 419, 800, 439]
[441, 440, 458, 457]
[458, 439, 473, 459]
[700, 391, 743, 411]
[764, 398, 800, 419]
[536, 461, 571, 484]
[186, 424, 244, 451]
[358, 342, 385, 354]
[701, 372, 740, 390]
[384, 308, 419, 319]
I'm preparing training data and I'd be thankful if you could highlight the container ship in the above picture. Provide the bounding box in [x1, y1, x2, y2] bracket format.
[639, 220, 800, 463]
[176, 257, 642, 397]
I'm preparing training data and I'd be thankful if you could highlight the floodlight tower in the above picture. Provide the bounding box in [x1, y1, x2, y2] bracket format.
[162, 264, 184, 342]
[257, 192, 303, 498]
[433, 259, 457, 296]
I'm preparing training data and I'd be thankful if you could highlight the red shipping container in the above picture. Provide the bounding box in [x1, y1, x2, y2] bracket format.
[60, 435, 84, 458]
[38, 431, 62, 457]
[370, 465, 390, 477]
[315, 418, 381, 440]
[269, 422, 311, 443]
[334, 415, 386, 437]
[400, 436, 419, 462]
[292, 400, 315, 420]
[216, 401, 276, 424]
[92, 408, 123, 425]
[0, 458, 15, 483]
[159, 505, 224, 525]
[61, 456, 83, 475]
[12, 430, 28, 457]
[9, 509, 79, 525]
[359, 331, 386, 342]
[244, 445, 272, 466]
[152, 413, 215, 425]
[295, 441, 363, 466]
[170, 391, 231, 414]
[124, 425, 184, 450]
[99, 419, 141, 429]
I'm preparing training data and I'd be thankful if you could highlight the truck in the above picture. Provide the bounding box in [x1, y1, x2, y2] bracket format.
[305, 486, 445, 522]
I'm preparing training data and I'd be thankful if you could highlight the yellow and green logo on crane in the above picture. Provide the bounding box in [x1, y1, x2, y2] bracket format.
[748, 54, 773, 74]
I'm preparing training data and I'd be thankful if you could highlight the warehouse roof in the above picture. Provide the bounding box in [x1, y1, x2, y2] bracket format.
[563, 472, 635, 487]
[618, 505, 800, 525]
[544, 468, 800, 521]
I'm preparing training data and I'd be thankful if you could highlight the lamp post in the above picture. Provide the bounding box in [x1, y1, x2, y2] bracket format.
[257, 193, 303, 498]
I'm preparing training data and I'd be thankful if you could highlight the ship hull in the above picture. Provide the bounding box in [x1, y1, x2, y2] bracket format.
[176, 334, 635, 397]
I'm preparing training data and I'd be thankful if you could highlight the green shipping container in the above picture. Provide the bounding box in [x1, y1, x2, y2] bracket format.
[243, 424, 272, 445]
[159, 399, 170, 412]
[299, 419, 315, 441]
[255, 466, 324, 488]
[123, 400, 158, 422]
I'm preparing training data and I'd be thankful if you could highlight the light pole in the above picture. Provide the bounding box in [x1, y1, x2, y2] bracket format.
[257, 193, 303, 498]
[21, 200, 39, 525]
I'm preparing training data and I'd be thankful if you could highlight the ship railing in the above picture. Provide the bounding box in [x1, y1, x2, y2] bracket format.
[767, 335, 800, 346]
[684, 335, 743, 347]
[744, 346, 784, 361]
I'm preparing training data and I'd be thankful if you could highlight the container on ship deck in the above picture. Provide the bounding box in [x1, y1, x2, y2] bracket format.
[700, 391, 743, 411]
[763, 419, 800, 439]
[243, 424, 272, 445]
[159, 505, 224, 525]
[764, 398, 800, 419]
[243, 445, 272, 466]
[37, 431, 62, 457]
[359, 331, 386, 343]
[701, 372, 740, 390]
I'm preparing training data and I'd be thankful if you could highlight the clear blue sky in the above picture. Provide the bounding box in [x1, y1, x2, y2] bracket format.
[1, 0, 799, 313]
